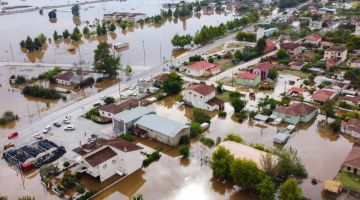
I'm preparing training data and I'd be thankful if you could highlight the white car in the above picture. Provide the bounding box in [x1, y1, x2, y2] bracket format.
[64, 125, 75, 131]
[63, 119, 71, 124]
[43, 126, 52, 133]
[33, 133, 43, 139]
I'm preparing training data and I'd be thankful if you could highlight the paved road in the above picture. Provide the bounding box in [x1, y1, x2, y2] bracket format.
[0, 32, 238, 147]
[0, 61, 77, 68]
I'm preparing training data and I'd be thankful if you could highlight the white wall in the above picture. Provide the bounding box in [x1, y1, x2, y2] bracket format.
[183, 89, 215, 110]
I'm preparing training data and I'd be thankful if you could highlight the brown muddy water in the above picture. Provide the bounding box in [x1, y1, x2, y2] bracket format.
[88, 96, 353, 200]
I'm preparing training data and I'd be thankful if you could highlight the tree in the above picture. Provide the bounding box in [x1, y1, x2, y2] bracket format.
[179, 145, 190, 158]
[93, 42, 120, 78]
[48, 9, 57, 18]
[101, 23, 107, 35]
[276, 147, 307, 178]
[260, 153, 277, 176]
[277, 49, 289, 60]
[280, 96, 290, 106]
[230, 158, 265, 191]
[109, 23, 116, 32]
[125, 65, 132, 76]
[268, 68, 278, 80]
[163, 72, 183, 95]
[131, 194, 143, 200]
[193, 108, 210, 123]
[63, 29, 70, 39]
[96, 25, 102, 35]
[320, 100, 336, 121]
[71, 4, 80, 16]
[104, 96, 115, 104]
[71, 27, 82, 41]
[256, 176, 275, 200]
[53, 31, 60, 41]
[190, 121, 202, 137]
[330, 118, 341, 133]
[167, 8, 173, 16]
[39, 164, 59, 178]
[83, 26, 90, 35]
[75, 183, 86, 194]
[279, 179, 302, 200]
[234, 50, 243, 61]
[231, 98, 246, 113]
[211, 146, 234, 179]
[171, 34, 192, 49]
[63, 161, 70, 168]
[255, 38, 267, 55]
[224, 133, 244, 143]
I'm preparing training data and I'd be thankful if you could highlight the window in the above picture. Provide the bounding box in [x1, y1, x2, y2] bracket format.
[103, 163, 107, 169]
[200, 96, 202, 98]
[112, 159, 116, 164]
[347, 166, 352, 171]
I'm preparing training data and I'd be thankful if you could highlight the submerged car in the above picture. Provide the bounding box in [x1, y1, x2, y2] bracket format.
[43, 126, 52, 133]
[64, 125, 75, 131]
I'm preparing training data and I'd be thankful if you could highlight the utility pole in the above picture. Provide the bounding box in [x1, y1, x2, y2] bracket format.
[36, 101, 41, 119]
[159, 42, 162, 65]
[26, 103, 32, 125]
[142, 40, 146, 67]
[78, 47, 85, 98]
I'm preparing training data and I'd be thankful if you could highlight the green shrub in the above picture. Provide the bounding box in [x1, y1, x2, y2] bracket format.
[119, 133, 135, 142]
[22, 85, 62, 99]
[143, 151, 161, 167]
[193, 108, 210, 123]
[218, 110, 227, 118]
[190, 121, 202, 137]
[179, 145, 190, 158]
[224, 133, 244, 144]
[200, 137, 215, 148]
[179, 135, 190, 145]
[63, 161, 70, 168]
[75, 183, 86, 194]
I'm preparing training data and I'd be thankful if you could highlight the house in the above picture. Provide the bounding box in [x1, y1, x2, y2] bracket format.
[312, 89, 337, 103]
[309, 20, 323, 31]
[324, 46, 348, 63]
[263, 39, 276, 54]
[351, 59, 360, 68]
[72, 138, 146, 182]
[217, 141, 278, 171]
[256, 27, 278, 40]
[320, 41, 334, 49]
[54, 71, 76, 86]
[303, 34, 322, 46]
[112, 107, 155, 133]
[342, 95, 360, 106]
[152, 73, 169, 87]
[186, 61, 221, 77]
[355, 23, 360, 36]
[289, 87, 305, 94]
[280, 42, 302, 55]
[341, 119, 360, 139]
[183, 84, 224, 111]
[272, 102, 318, 125]
[99, 98, 139, 118]
[325, 59, 338, 68]
[235, 72, 261, 87]
[103, 12, 147, 22]
[250, 62, 274, 80]
[134, 114, 190, 146]
[289, 61, 305, 70]
[342, 143, 360, 175]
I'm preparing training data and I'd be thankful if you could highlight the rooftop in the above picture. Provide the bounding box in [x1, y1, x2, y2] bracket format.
[342, 118, 360, 133]
[255, 62, 273, 71]
[134, 114, 189, 137]
[99, 98, 139, 114]
[305, 34, 322, 41]
[290, 87, 305, 93]
[237, 72, 259, 80]
[218, 141, 278, 171]
[188, 61, 219, 71]
[186, 84, 215, 96]
[84, 146, 117, 167]
[54, 71, 74, 81]
[280, 42, 300, 50]
[274, 102, 317, 116]
[113, 106, 154, 123]
[153, 73, 169, 82]
[343, 143, 360, 169]
[327, 46, 347, 52]
[312, 89, 336, 102]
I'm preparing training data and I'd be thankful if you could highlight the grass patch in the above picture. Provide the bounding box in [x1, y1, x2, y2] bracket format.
[226, 42, 244, 49]
[200, 137, 215, 148]
[205, 44, 224, 54]
[279, 69, 310, 79]
[214, 58, 235, 70]
[336, 172, 360, 192]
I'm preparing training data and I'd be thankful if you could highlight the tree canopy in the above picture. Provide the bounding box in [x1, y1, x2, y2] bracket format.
[163, 72, 183, 95]
[279, 179, 302, 200]
[211, 146, 234, 180]
[93, 42, 120, 78]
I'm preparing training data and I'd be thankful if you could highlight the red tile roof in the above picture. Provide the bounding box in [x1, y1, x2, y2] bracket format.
[153, 73, 169, 82]
[54, 71, 74, 81]
[237, 72, 259, 80]
[290, 87, 305, 93]
[85, 146, 117, 167]
[326, 59, 337, 68]
[188, 61, 219, 71]
[312, 90, 336, 102]
[274, 102, 317, 116]
[305, 34, 322, 41]
[256, 62, 273, 71]
[280, 42, 300, 50]
[327, 46, 347, 52]
[263, 39, 276, 54]
[343, 96, 360, 105]
[187, 84, 215, 96]
[320, 41, 334, 47]
[289, 61, 304, 67]
[343, 143, 360, 168]
[207, 97, 224, 106]
[99, 98, 139, 114]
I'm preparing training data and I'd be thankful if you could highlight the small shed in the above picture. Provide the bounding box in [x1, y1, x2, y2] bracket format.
[274, 132, 290, 144]
[254, 114, 269, 122]
[323, 180, 342, 194]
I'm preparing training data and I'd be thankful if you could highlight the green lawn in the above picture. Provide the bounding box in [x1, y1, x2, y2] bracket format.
[279, 69, 310, 79]
[336, 172, 360, 192]
[216, 91, 245, 102]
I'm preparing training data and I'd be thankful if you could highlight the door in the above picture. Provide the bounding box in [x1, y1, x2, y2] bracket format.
[354, 168, 358, 175]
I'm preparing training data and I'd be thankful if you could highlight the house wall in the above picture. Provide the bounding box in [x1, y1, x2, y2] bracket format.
[342, 164, 360, 176]
[355, 24, 360, 36]
[138, 125, 190, 146]
[304, 39, 320, 46]
[350, 62, 360, 68]
[309, 20, 322, 31]
[186, 68, 204, 77]
[114, 148, 144, 175]
[183, 89, 215, 110]
[300, 110, 318, 123]
[289, 46, 302, 55]
[100, 110, 113, 118]
[99, 156, 122, 182]
[272, 110, 317, 125]
[324, 50, 348, 63]
[341, 126, 360, 139]
[56, 79, 71, 86]
[235, 77, 261, 87]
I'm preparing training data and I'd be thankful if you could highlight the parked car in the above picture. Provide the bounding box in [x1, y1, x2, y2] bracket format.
[93, 102, 101, 107]
[8, 132, 18, 139]
[64, 125, 75, 131]
[64, 116, 71, 120]
[63, 119, 71, 124]
[91, 133, 101, 139]
[53, 122, 61, 127]
[33, 134, 43, 140]
[43, 126, 52, 133]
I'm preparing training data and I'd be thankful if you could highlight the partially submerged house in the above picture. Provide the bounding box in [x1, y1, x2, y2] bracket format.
[249, 62, 274, 80]
[342, 143, 360, 175]
[217, 141, 278, 171]
[324, 46, 348, 64]
[99, 98, 139, 118]
[186, 61, 221, 77]
[235, 72, 261, 87]
[341, 118, 360, 139]
[72, 138, 145, 182]
[280, 42, 302, 55]
[183, 84, 224, 111]
[272, 102, 318, 125]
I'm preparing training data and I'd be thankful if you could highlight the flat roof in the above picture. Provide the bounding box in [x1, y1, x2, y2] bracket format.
[274, 132, 290, 144]
[218, 141, 278, 170]
[134, 114, 189, 137]
[113, 106, 153, 123]
[254, 114, 269, 121]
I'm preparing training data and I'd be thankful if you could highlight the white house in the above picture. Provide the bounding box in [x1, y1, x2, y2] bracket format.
[54, 71, 76, 86]
[186, 61, 221, 77]
[256, 27, 278, 40]
[341, 119, 360, 139]
[355, 23, 360, 36]
[183, 84, 224, 111]
[99, 98, 139, 118]
[351, 59, 360, 68]
[342, 143, 360, 175]
[72, 138, 146, 182]
[112, 107, 154, 133]
[324, 46, 348, 63]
